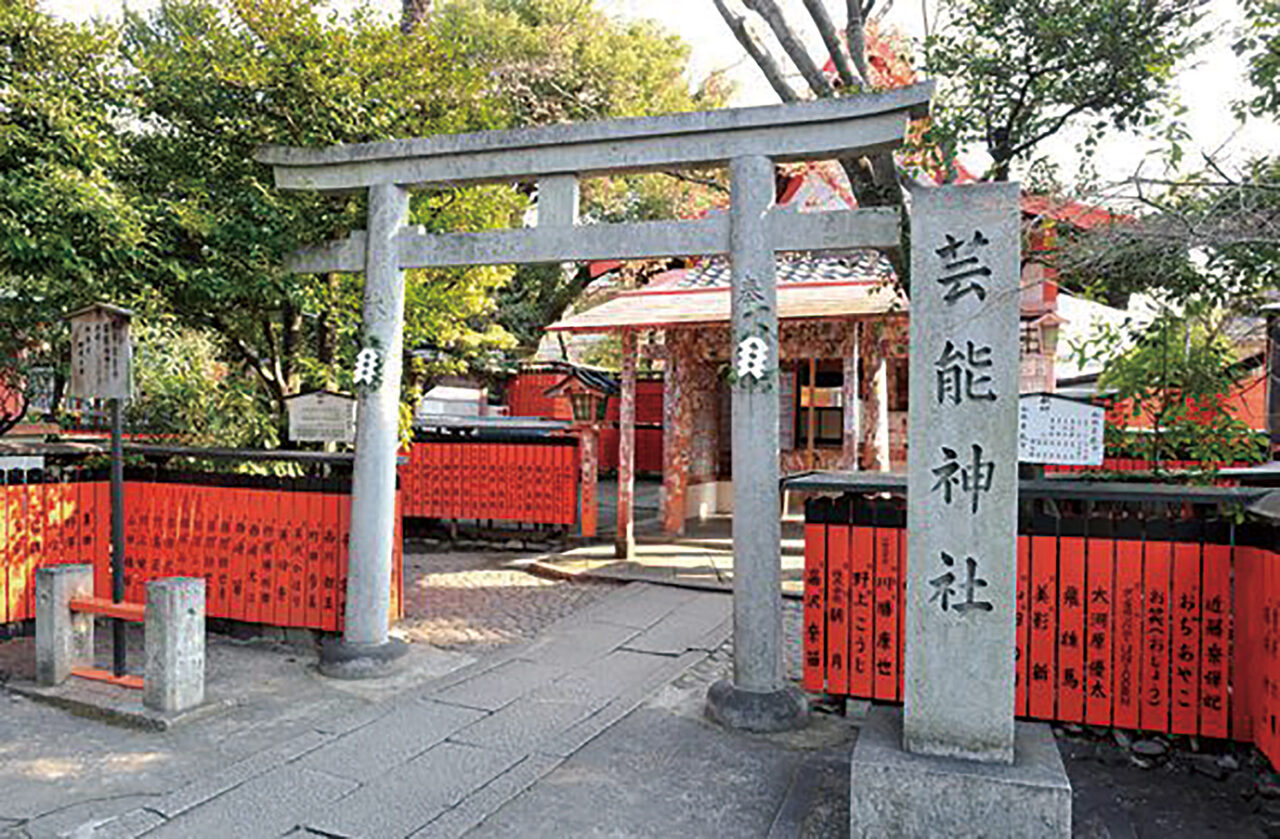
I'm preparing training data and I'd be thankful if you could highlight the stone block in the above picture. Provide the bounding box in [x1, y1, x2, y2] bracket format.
[305, 741, 522, 838]
[849, 707, 1071, 839]
[35, 564, 94, 686]
[153, 730, 332, 818]
[430, 659, 565, 712]
[143, 577, 205, 714]
[296, 698, 484, 782]
[521, 620, 640, 668]
[450, 697, 596, 754]
[623, 594, 731, 655]
[147, 765, 356, 839]
[409, 753, 563, 839]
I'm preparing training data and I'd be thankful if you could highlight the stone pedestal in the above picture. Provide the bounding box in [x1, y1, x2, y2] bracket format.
[144, 577, 206, 713]
[35, 564, 94, 686]
[849, 707, 1071, 838]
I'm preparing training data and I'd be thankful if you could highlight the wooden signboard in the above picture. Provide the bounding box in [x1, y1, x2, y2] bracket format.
[67, 303, 132, 401]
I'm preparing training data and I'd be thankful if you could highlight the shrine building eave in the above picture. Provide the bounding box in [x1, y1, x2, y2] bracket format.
[546, 280, 907, 334]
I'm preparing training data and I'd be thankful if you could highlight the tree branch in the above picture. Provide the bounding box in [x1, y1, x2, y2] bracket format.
[846, 0, 872, 86]
[742, 0, 835, 97]
[712, 0, 799, 102]
[662, 169, 730, 194]
[801, 0, 857, 88]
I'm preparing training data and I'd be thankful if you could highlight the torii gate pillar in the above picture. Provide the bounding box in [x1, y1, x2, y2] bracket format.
[319, 183, 410, 678]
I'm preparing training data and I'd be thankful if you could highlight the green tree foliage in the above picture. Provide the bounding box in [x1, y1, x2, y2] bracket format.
[120, 0, 522, 426]
[429, 0, 730, 352]
[124, 318, 279, 447]
[0, 0, 722, 441]
[1055, 4, 1280, 315]
[925, 0, 1208, 181]
[1075, 312, 1268, 470]
[1237, 0, 1280, 118]
[0, 1, 145, 374]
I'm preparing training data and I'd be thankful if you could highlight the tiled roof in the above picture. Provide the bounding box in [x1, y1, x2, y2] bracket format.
[658, 252, 895, 289]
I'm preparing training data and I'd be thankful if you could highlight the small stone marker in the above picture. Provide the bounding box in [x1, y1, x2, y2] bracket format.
[904, 182, 1021, 763]
[144, 577, 206, 713]
[34, 564, 94, 687]
[1018, 393, 1105, 466]
[850, 183, 1071, 837]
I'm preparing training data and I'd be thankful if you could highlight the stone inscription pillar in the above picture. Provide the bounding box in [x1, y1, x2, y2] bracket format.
[706, 155, 807, 732]
[903, 182, 1021, 763]
[340, 183, 410, 658]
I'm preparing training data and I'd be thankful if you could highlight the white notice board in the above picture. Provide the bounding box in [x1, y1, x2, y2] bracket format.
[1018, 393, 1105, 466]
[286, 391, 357, 443]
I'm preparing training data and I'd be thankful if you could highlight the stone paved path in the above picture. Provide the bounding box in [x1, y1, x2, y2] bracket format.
[530, 516, 808, 597]
[85, 583, 732, 839]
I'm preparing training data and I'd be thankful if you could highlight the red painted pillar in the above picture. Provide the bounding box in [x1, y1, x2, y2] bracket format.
[662, 331, 689, 535]
[580, 426, 598, 538]
[617, 330, 637, 557]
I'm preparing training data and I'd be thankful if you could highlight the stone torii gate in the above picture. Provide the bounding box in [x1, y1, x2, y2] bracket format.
[255, 85, 931, 724]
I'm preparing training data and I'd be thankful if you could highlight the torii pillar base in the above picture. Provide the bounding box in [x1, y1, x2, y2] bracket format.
[318, 637, 408, 681]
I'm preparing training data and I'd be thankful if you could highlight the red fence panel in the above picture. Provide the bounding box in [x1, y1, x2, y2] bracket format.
[801, 493, 1280, 763]
[1085, 524, 1115, 728]
[398, 439, 580, 527]
[1, 469, 404, 636]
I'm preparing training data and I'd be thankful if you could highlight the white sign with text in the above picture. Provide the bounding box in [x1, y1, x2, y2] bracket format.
[1018, 393, 1105, 466]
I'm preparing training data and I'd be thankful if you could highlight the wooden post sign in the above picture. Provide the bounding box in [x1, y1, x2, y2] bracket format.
[67, 303, 133, 401]
[285, 391, 357, 444]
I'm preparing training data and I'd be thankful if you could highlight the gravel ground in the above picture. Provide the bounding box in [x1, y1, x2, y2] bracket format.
[397, 551, 617, 651]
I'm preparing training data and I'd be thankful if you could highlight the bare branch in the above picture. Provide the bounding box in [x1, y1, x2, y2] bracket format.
[801, 0, 857, 89]
[712, 0, 800, 102]
[845, 0, 872, 87]
[742, 0, 835, 98]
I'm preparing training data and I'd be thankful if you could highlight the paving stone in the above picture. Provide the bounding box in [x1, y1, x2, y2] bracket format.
[83, 807, 166, 839]
[313, 698, 398, 737]
[449, 698, 598, 754]
[529, 649, 676, 710]
[622, 595, 732, 655]
[296, 698, 485, 782]
[408, 753, 564, 839]
[428, 659, 565, 712]
[520, 620, 641, 668]
[152, 729, 333, 818]
[305, 742, 523, 838]
[147, 765, 356, 838]
[538, 651, 705, 759]
[468, 708, 802, 839]
[567, 583, 696, 630]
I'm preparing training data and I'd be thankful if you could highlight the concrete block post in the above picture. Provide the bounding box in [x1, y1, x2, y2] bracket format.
[35, 564, 94, 687]
[705, 154, 807, 733]
[143, 577, 206, 713]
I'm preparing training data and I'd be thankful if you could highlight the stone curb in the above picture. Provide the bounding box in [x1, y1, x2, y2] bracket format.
[523, 559, 805, 600]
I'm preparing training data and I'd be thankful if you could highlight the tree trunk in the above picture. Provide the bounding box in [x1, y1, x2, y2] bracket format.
[401, 0, 432, 34]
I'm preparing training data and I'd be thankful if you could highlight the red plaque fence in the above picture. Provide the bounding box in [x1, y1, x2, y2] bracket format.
[802, 490, 1280, 766]
[1, 467, 402, 632]
[399, 439, 579, 526]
